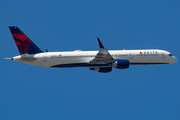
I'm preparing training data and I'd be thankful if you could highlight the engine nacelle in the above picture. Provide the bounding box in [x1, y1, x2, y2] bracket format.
[90, 67, 112, 73]
[111, 59, 130, 69]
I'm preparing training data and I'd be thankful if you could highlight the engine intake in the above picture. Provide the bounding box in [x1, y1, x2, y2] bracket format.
[111, 59, 130, 69]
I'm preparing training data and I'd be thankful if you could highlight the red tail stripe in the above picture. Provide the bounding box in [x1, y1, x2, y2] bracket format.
[23, 39, 31, 53]
[12, 34, 29, 42]
[17, 44, 23, 55]
[13, 34, 32, 54]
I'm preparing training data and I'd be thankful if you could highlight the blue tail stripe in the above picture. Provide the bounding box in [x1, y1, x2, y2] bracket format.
[28, 41, 43, 54]
[9, 26, 23, 34]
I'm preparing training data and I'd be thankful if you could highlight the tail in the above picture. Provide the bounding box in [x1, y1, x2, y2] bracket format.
[9, 26, 42, 55]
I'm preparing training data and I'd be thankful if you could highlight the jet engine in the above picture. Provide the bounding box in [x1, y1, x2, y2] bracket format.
[111, 59, 130, 69]
[90, 67, 112, 73]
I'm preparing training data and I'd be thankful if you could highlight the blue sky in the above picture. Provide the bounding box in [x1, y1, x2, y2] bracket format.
[1, 0, 180, 120]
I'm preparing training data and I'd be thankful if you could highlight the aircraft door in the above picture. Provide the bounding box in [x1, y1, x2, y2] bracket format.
[43, 56, 47, 62]
[129, 54, 133, 60]
[161, 54, 165, 59]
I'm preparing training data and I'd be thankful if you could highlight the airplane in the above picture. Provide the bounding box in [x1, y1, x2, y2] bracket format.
[7, 26, 177, 73]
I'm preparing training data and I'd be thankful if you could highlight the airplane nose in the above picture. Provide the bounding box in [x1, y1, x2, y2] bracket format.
[172, 56, 178, 63]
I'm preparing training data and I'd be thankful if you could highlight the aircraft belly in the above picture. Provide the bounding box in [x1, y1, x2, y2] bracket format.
[46, 57, 92, 67]
[16, 58, 46, 67]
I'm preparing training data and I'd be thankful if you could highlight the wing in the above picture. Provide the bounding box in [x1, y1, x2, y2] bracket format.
[89, 38, 115, 65]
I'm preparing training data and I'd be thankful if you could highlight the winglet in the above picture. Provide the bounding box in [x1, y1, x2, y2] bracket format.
[89, 38, 115, 65]
[97, 37, 105, 48]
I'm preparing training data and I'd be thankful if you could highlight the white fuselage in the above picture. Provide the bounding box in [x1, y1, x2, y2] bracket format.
[12, 49, 177, 68]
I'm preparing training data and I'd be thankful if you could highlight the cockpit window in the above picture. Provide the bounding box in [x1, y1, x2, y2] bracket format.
[169, 54, 173, 56]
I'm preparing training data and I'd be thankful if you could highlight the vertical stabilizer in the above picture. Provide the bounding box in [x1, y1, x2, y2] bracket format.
[9, 26, 42, 55]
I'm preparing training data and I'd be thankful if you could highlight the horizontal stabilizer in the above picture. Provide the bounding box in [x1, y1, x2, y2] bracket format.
[21, 54, 36, 61]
